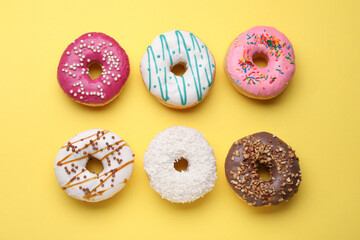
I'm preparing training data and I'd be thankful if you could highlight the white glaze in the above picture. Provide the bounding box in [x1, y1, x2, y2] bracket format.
[140, 30, 216, 108]
[143, 126, 217, 203]
[54, 129, 134, 202]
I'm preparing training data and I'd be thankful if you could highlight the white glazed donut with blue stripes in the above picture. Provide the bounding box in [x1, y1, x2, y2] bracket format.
[140, 30, 216, 109]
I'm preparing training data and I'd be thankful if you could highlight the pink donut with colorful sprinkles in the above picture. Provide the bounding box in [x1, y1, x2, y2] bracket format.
[57, 32, 130, 106]
[225, 26, 295, 99]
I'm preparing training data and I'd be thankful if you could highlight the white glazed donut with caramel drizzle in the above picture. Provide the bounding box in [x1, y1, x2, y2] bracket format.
[54, 129, 134, 202]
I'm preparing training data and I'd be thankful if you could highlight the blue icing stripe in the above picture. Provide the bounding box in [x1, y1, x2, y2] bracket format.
[146, 46, 158, 91]
[157, 66, 169, 101]
[160, 34, 173, 66]
[174, 75, 187, 105]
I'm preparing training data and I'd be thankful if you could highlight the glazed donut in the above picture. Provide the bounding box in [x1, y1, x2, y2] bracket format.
[225, 132, 301, 207]
[224, 26, 295, 99]
[57, 32, 130, 106]
[54, 129, 134, 202]
[140, 30, 216, 109]
[143, 126, 217, 203]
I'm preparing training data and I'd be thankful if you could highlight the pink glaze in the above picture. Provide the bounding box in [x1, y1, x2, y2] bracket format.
[226, 26, 295, 97]
[57, 32, 130, 105]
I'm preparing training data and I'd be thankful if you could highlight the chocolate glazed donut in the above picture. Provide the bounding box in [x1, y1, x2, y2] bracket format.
[225, 132, 301, 207]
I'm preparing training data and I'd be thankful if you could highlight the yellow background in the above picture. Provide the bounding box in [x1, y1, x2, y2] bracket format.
[1, 0, 359, 239]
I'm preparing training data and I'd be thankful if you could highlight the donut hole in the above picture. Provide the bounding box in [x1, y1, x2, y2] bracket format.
[170, 62, 187, 76]
[257, 164, 271, 181]
[174, 157, 189, 172]
[87, 62, 103, 80]
[252, 53, 268, 68]
[86, 156, 104, 175]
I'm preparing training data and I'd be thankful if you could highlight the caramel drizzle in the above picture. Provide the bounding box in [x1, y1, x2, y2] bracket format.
[100, 142, 127, 161]
[57, 139, 124, 166]
[57, 131, 109, 166]
[62, 160, 134, 192]
[83, 188, 111, 199]
[60, 130, 109, 149]
[83, 160, 134, 199]
[63, 176, 97, 189]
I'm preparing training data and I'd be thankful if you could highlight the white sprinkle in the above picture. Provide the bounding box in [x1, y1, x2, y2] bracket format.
[74, 47, 77, 50]
[97, 92, 100, 96]
[73, 74, 76, 78]
[100, 89, 103, 92]
[66, 51, 70, 55]
[97, 85, 101, 89]
[64, 63, 68, 67]
[114, 77, 117, 81]
[62, 69, 65, 72]
[74, 93, 77, 97]
[81, 91, 85, 95]
[86, 92, 89, 95]
[87, 59, 91, 62]
[78, 89, 81, 93]
[103, 42, 105, 45]
[91, 41, 94, 45]
[80, 96, 83, 99]
[88, 34, 92, 37]
[107, 82, 111, 86]
[70, 90, 73, 94]
[80, 40, 84, 43]
[103, 80, 107, 84]
[109, 43, 112, 46]
[65, 70, 68, 73]
[101, 96, 104, 99]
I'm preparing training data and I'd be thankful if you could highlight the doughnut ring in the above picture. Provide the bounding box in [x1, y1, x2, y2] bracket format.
[225, 132, 301, 206]
[57, 32, 130, 106]
[140, 30, 216, 109]
[54, 129, 134, 202]
[143, 126, 217, 203]
[225, 26, 295, 99]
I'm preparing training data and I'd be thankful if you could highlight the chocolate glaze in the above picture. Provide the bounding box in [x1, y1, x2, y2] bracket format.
[225, 132, 301, 207]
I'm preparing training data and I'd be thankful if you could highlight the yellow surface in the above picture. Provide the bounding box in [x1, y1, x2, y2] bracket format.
[1, 0, 359, 239]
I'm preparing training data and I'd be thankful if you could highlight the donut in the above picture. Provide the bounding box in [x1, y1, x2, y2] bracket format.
[140, 30, 216, 109]
[224, 26, 295, 99]
[54, 129, 134, 202]
[57, 32, 130, 106]
[143, 126, 217, 203]
[225, 132, 301, 206]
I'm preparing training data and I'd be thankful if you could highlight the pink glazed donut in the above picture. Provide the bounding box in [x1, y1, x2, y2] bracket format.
[224, 26, 295, 99]
[57, 32, 130, 106]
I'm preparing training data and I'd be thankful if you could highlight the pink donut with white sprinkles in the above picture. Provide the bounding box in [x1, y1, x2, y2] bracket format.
[225, 26, 295, 99]
[57, 32, 130, 106]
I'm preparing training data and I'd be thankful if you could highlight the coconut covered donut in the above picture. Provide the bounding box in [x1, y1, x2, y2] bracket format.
[54, 129, 134, 202]
[143, 126, 217, 203]
[224, 26, 295, 99]
[140, 30, 216, 109]
[57, 32, 130, 106]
